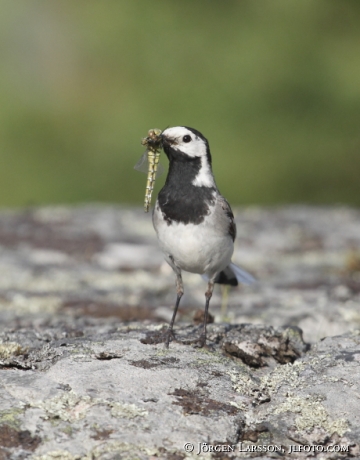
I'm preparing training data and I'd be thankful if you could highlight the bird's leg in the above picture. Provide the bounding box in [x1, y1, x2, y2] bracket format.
[164, 272, 183, 348]
[197, 280, 215, 348]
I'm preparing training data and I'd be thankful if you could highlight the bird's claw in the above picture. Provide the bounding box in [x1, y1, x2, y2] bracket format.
[163, 329, 176, 348]
[193, 334, 207, 349]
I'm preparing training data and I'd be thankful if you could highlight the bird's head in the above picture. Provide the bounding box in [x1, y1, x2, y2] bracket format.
[161, 126, 211, 162]
[161, 126, 214, 187]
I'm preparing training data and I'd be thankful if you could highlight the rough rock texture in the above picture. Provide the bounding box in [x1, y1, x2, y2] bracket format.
[0, 205, 360, 459]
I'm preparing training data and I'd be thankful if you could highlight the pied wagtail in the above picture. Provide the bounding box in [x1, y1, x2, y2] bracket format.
[152, 126, 255, 347]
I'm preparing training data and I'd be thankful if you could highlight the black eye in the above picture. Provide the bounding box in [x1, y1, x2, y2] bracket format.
[183, 135, 192, 143]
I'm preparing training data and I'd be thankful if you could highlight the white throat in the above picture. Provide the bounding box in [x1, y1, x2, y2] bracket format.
[192, 156, 215, 188]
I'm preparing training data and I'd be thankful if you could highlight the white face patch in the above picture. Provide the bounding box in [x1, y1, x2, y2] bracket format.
[162, 127, 208, 158]
[162, 126, 215, 188]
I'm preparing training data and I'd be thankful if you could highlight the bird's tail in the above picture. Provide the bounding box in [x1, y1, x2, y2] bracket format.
[214, 263, 256, 286]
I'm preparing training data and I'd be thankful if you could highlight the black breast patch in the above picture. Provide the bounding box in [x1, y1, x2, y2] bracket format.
[158, 185, 216, 225]
[157, 147, 216, 225]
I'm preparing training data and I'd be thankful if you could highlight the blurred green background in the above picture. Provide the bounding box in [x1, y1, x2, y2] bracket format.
[1, 0, 360, 208]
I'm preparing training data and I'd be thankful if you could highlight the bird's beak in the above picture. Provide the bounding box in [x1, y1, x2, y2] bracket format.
[161, 132, 177, 148]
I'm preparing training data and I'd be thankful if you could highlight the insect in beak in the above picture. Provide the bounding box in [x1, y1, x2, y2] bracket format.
[135, 129, 163, 212]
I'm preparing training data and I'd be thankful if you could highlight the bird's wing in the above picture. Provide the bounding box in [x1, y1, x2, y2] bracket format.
[218, 196, 236, 241]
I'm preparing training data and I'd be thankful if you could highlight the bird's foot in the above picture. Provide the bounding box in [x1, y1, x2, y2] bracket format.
[193, 333, 207, 349]
[163, 328, 176, 348]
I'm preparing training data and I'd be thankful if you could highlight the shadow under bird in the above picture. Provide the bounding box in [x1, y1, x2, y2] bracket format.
[141, 126, 255, 347]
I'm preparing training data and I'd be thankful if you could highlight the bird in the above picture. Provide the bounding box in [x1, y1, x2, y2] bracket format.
[152, 126, 255, 348]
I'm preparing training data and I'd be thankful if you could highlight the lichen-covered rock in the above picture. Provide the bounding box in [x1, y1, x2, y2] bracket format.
[0, 205, 359, 458]
[0, 323, 359, 459]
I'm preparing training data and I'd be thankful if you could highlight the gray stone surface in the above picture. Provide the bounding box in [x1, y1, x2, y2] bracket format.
[0, 205, 360, 459]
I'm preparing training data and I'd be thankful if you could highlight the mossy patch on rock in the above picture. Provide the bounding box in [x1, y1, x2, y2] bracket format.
[273, 395, 349, 436]
[0, 342, 26, 359]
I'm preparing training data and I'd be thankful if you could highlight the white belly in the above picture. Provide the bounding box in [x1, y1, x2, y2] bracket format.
[153, 209, 233, 277]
